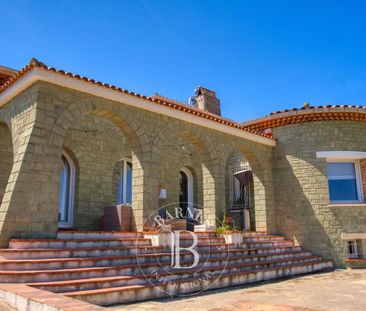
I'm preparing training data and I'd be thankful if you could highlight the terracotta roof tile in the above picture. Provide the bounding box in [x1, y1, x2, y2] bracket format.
[0, 58, 275, 141]
[242, 104, 366, 131]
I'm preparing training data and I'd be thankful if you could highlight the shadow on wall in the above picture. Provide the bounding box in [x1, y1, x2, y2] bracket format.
[274, 153, 343, 266]
[0, 123, 13, 207]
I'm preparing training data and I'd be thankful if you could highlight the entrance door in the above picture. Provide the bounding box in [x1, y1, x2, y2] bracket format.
[58, 152, 75, 228]
[179, 170, 188, 216]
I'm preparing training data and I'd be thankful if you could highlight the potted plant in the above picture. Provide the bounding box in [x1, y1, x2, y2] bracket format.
[143, 220, 172, 247]
[215, 213, 242, 246]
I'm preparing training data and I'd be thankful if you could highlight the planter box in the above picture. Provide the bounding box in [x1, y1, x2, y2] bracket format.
[104, 204, 132, 231]
[222, 232, 243, 246]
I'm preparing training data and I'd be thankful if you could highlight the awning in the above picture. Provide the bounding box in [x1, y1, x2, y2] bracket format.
[234, 170, 252, 185]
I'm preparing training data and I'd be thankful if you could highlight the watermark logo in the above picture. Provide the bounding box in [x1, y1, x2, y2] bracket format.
[134, 203, 229, 297]
[170, 230, 199, 269]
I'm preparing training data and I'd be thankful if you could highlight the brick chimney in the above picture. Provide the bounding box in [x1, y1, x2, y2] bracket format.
[190, 86, 221, 116]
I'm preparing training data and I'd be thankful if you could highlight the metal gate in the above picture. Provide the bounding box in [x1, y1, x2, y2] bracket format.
[228, 160, 252, 229]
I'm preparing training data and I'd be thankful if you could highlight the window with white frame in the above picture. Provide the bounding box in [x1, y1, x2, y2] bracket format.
[116, 159, 132, 205]
[326, 160, 363, 203]
[59, 151, 75, 228]
[347, 240, 361, 259]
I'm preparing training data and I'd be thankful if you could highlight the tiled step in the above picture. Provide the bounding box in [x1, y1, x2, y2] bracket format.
[57, 231, 143, 240]
[175, 236, 226, 243]
[57, 231, 222, 240]
[0, 253, 322, 283]
[0, 243, 303, 260]
[242, 236, 285, 242]
[26, 251, 314, 292]
[176, 240, 294, 250]
[8, 238, 153, 249]
[0, 248, 312, 271]
[0, 230, 334, 306]
[0, 245, 166, 260]
[62, 260, 333, 305]
[240, 231, 268, 237]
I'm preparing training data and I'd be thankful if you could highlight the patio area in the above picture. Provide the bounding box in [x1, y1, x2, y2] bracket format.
[112, 269, 366, 311]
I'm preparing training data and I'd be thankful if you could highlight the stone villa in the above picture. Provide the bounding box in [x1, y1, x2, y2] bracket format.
[0, 58, 363, 307]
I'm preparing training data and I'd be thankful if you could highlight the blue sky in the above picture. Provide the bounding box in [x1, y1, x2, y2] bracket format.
[2, 0, 366, 121]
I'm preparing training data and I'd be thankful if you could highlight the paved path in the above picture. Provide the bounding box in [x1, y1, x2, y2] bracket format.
[111, 269, 366, 311]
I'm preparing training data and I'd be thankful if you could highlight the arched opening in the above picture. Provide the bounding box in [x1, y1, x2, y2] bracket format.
[226, 151, 255, 230]
[58, 150, 76, 228]
[179, 167, 194, 217]
[0, 122, 13, 206]
[56, 106, 144, 231]
[116, 158, 133, 205]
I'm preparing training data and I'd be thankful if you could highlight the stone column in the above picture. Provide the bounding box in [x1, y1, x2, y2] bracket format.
[202, 161, 226, 227]
[0, 103, 63, 245]
[131, 148, 161, 231]
[252, 157, 276, 234]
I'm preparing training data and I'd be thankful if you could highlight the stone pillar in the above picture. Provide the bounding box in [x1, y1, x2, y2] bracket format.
[131, 149, 160, 231]
[0, 104, 63, 245]
[252, 159, 276, 234]
[202, 162, 226, 227]
[0, 124, 12, 205]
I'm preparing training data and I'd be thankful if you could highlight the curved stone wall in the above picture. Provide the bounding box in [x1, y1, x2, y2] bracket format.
[273, 120, 366, 266]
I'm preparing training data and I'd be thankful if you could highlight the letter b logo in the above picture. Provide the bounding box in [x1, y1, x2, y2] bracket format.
[170, 231, 199, 269]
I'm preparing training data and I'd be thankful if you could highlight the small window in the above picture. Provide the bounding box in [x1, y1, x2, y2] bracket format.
[117, 159, 132, 205]
[327, 161, 362, 203]
[347, 240, 361, 259]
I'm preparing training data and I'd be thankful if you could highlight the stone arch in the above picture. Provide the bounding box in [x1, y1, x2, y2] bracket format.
[222, 142, 275, 233]
[154, 121, 221, 226]
[47, 99, 149, 161]
[225, 149, 254, 230]
[56, 106, 142, 230]
[179, 166, 196, 206]
[0, 122, 13, 207]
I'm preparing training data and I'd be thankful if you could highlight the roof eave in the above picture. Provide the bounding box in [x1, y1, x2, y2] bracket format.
[0, 67, 276, 147]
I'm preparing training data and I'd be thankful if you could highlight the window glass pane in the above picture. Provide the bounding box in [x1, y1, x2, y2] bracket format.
[59, 155, 70, 222]
[116, 160, 132, 204]
[117, 161, 124, 204]
[126, 162, 132, 204]
[327, 162, 355, 179]
[327, 162, 358, 201]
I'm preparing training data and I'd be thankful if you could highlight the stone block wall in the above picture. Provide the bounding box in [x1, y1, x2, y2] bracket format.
[63, 115, 131, 230]
[0, 81, 275, 245]
[273, 121, 366, 266]
[0, 123, 12, 205]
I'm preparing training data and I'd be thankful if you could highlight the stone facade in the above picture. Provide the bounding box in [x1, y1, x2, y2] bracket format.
[0, 81, 275, 247]
[273, 121, 366, 266]
[2, 62, 365, 268]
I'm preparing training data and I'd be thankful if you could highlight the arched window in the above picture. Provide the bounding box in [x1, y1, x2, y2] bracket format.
[117, 159, 132, 205]
[59, 151, 75, 228]
[179, 167, 194, 217]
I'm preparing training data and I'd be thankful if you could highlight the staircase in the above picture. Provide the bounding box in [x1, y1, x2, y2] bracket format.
[0, 231, 333, 306]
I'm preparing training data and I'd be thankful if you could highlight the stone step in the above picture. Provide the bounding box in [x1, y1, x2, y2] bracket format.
[27, 257, 319, 293]
[57, 231, 143, 240]
[241, 240, 294, 248]
[0, 245, 167, 260]
[0, 249, 312, 271]
[8, 238, 153, 249]
[242, 236, 285, 242]
[240, 231, 268, 237]
[171, 240, 294, 250]
[57, 231, 225, 240]
[0, 254, 321, 283]
[168, 236, 227, 244]
[0, 244, 303, 260]
[62, 260, 333, 305]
